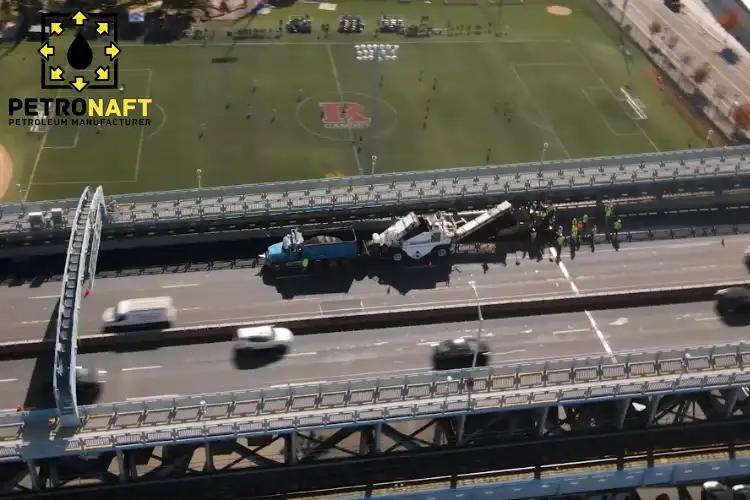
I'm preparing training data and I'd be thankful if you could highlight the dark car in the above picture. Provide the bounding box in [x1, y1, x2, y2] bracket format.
[715, 287, 750, 316]
[432, 338, 490, 370]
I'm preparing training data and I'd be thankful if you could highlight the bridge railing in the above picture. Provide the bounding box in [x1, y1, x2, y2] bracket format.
[1, 146, 748, 233]
[0, 342, 745, 460]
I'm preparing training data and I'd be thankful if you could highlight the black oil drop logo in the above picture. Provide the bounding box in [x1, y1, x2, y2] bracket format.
[67, 33, 93, 70]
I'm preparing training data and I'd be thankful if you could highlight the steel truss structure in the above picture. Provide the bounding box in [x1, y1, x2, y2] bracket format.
[2, 382, 750, 498]
[1, 146, 748, 236]
[54, 187, 106, 426]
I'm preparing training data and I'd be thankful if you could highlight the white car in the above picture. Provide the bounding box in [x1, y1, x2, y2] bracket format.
[234, 326, 293, 351]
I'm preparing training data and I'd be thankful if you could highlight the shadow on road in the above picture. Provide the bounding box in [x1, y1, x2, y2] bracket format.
[22, 299, 59, 411]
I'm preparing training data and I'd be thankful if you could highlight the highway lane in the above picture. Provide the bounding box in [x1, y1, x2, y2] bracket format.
[0, 235, 748, 342]
[0, 301, 744, 407]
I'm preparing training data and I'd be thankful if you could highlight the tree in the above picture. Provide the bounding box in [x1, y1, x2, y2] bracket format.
[733, 103, 750, 130]
[649, 20, 663, 38]
[693, 62, 711, 84]
[718, 9, 741, 31]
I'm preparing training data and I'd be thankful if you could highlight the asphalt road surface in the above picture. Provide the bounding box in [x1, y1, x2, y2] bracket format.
[0, 300, 745, 409]
[1, 235, 748, 343]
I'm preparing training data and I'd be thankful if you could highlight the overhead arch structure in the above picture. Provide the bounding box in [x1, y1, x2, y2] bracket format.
[54, 186, 107, 427]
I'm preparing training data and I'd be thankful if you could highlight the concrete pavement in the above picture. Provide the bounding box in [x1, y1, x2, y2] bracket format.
[0, 300, 742, 408]
[0, 234, 746, 342]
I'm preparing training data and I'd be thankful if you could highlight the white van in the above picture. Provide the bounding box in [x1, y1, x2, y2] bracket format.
[102, 297, 177, 332]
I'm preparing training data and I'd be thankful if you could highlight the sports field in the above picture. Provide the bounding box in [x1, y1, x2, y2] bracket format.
[0, 0, 712, 201]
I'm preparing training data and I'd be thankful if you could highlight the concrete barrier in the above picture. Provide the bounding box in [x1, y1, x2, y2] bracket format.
[1, 280, 746, 359]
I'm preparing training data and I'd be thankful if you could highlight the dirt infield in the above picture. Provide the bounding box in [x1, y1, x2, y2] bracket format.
[0, 146, 14, 201]
[547, 5, 573, 16]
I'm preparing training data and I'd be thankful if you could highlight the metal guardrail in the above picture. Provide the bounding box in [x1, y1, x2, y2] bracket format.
[0, 342, 747, 461]
[1, 146, 749, 233]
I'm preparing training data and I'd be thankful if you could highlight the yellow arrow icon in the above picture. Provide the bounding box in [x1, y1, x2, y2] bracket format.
[71, 11, 87, 26]
[49, 66, 65, 81]
[70, 76, 88, 93]
[50, 22, 64, 36]
[38, 42, 54, 60]
[94, 66, 109, 81]
[96, 22, 109, 35]
[104, 41, 120, 60]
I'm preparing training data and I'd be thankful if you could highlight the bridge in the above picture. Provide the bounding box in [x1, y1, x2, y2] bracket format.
[2, 146, 750, 496]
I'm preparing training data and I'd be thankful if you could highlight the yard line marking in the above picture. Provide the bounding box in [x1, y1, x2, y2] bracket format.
[569, 43, 660, 152]
[32, 180, 137, 185]
[25, 64, 70, 201]
[509, 64, 570, 159]
[43, 126, 81, 149]
[326, 43, 363, 175]
[89, 38, 573, 48]
[122, 365, 162, 372]
[134, 69, 153, 182]
[161, 283, 199, 289]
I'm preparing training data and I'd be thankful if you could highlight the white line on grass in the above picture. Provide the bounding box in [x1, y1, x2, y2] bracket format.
[85, 38, 573, 48]
[509, 64, 571, 158]
[31, 180, 138, 185]
[133, 69, 153, 182]
[569, 43, 660, 152]
[326, 43, 362, 175]
[25, 65, 70, 201]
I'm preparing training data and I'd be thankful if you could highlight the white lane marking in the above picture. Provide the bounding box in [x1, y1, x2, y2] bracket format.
[122, 365, 162, 372]
[553, 328, 590, 335]
[271, 381, 328, 388]
[179, 307, 202, 312]
[609, 318, 629, 327]
[97, 370, 108, 375]
[695, 317, 720, 322]
[28, 295, 58, 300]
[584, 311, 614, 360]
[490, 350, 526, 356]
[417, 342, 440, 347]
[127, 394, 179, 401]
[162, 284, 199, 289]
[0, 379, 17, 383]
[372, 341, 389, 346]
[551, 247, 616, 362]
[287, 352, 317, 357]
[20, 320, 48, 325]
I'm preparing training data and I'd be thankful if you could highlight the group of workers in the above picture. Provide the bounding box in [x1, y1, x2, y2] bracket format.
[528, 203, 624, 261]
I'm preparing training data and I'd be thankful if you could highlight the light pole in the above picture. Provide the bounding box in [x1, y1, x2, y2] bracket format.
[706, 129, 714, 147]
[371, 155, 378, 176]
[15, 184, 25, 211]
[541, 142, 549, 162]
[457, 280, 484, 444]
[196, 169, 203, 189]
[354, 43, 399, 175]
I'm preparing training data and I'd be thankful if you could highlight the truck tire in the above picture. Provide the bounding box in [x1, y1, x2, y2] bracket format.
[392, 252, 404, 262]
[435, 247, 449, 258]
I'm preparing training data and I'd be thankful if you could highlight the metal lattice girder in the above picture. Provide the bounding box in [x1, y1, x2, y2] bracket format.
[53, 186, 106, 427]
[1, 145, 749, 233]
[0, 342, 745, 460]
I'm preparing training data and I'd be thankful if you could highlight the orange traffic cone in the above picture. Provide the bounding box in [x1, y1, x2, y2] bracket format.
[16, 405, 22, 412]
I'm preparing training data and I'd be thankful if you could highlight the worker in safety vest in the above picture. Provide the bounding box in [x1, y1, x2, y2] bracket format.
[605, 204, 614, 224]
[302, 258, 309, 269]
[556, 233, 564, 261]
[613, 218, 622, 234]
[571, 218, 577, 233]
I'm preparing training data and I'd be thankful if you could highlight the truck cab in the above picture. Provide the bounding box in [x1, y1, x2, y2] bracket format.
[264, 228, 360, 270]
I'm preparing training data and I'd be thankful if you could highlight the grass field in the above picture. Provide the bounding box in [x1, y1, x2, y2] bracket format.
[0, 0, 712, 201]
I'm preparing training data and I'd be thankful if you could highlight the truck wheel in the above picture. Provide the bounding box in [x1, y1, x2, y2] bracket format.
[392, 252, 403, 262]
[435, 247, 449, 258]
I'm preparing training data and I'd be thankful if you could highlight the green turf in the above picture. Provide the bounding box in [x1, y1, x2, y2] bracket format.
[0, 0, 710, 201]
